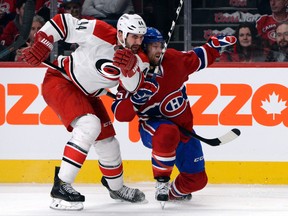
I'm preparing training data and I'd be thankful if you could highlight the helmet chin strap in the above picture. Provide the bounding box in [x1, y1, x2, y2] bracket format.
[117, 33, 126, 48]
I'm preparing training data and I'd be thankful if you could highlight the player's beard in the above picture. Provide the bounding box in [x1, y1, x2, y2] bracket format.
[279, 40, 288, 51]
[130, 45, 140, 54]
[149, 54, 160, 66]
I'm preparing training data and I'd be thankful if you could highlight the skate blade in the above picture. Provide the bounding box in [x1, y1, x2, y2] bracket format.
[111, 198, 149, 204]
[50, 198, 84, 211]
[160, 201, 166, 209]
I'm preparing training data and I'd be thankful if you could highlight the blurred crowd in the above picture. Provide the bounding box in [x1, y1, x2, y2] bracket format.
[220, 0, 288, 62]
[0, 0, 287, 63]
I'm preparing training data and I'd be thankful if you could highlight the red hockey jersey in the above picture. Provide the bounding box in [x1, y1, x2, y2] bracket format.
[112, 44, 220, 134]
[256, 14, 288, 46]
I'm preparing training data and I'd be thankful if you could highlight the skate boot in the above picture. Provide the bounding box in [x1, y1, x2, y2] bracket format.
[169, 192, 192, 201]
[155, 177, 170, 209]
[169, 181, 192, 201]
[101, 176, 146, 203]
[155, 177, 170, 201]
[50, 166, 85, 211]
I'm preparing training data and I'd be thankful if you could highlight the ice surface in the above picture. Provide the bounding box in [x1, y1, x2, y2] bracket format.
[0, 183, 288, 216]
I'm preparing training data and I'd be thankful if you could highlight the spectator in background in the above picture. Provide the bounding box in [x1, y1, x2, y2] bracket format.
[0, 0, 16, 15]
[37, 0, 63, 22]
[256, 0, 288, 52]
[266, 22, 288, 61]
[35, 0, 49, 12]
[0, 0, 16, 34]
[256, 0, 272, 15]
[0, 0, 26, 47]
[15, 15, 45, 61]
[58, 0, 86, 55]
[61, 0, 82, 19]
[220, 22, 265, 62]
[81, 0, 134, 27]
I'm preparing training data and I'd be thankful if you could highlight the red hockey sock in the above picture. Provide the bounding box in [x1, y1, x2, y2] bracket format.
[170, 171, 208, 198]
[151, 124, 180, 178]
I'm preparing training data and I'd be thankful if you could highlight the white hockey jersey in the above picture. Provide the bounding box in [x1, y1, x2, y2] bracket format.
[41, 13, 149, 96]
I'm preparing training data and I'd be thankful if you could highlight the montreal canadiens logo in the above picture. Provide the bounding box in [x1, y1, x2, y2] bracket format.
[268, 30, 276, 41]
[95, 59, 121, 80]
[159, 90, 187, 118]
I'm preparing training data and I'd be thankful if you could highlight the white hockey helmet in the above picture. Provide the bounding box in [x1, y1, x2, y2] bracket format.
[117, 13, 147, 47]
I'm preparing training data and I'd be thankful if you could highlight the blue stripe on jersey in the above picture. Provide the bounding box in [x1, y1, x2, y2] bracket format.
[193, 47, 208, 70]
[111, 100, 119, 113]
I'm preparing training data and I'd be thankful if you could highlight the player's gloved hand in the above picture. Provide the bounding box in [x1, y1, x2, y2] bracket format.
[130, 78, 159, 110]
[22, 31, 54, 66]
[207, 35, 237, 52]
[113, 49, 139, 77]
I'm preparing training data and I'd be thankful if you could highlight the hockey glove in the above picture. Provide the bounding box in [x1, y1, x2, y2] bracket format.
[207, 35, 237, 52]
[22, 31, 54, 66]
[130, 78, 159, 110]
[113, 49, 139, 77]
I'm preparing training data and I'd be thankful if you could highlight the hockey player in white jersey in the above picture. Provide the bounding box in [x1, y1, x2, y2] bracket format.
[22, 13, 149, 210]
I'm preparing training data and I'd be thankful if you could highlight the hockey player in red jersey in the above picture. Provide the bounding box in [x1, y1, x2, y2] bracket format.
[22, 13, 149, 210]
[112, 27, 236, 204]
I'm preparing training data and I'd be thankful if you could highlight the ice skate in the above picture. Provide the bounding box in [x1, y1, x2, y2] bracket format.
[49, 166, 85, 211]
[155, 177, 170, 209]
[101, 176, 146, 203]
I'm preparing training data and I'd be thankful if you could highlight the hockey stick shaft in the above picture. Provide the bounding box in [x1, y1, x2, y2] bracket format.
[153, 0, 184, 78]
[0, 0, 35, 59]
[43, 60, 65, 74]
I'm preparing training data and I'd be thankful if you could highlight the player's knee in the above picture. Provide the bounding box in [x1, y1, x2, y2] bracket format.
[194, 171, 208, 191]
[72, 114, 101, 145]
[153, 124, 180, 152]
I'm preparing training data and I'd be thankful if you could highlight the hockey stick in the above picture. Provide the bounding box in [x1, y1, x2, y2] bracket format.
[42, 59, 240, 146]
[179, 126, 241, 146]
[148, 116, 241, 146]
[43, 59, 240, 146]
[152, 0, 184, 78]
[42, 60, 116, 99]
[0, 0, 35, 59]
[43, 60, 65, 74]
[66, 76, 238, 145]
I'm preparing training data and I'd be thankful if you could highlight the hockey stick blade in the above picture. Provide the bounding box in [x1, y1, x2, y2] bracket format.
[191, 128, 241, 146]
[0, 0, 35, 59]
[150, 115, 241, 146]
